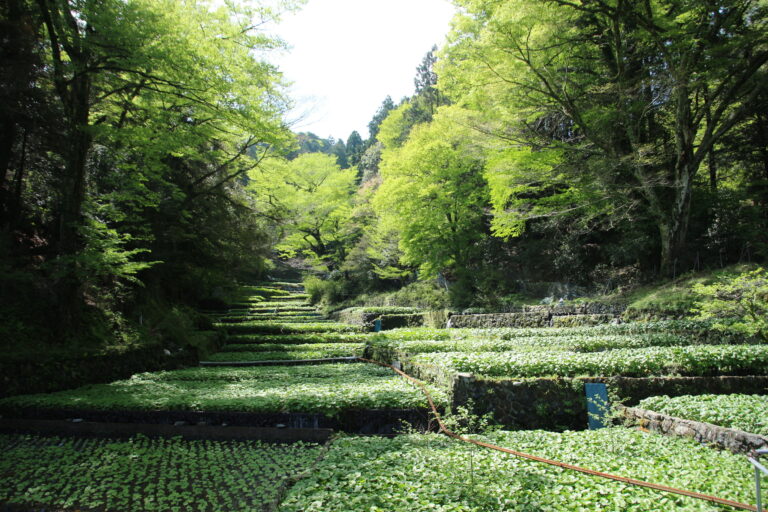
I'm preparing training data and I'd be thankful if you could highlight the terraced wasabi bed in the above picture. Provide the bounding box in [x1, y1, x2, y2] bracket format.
[0, 363, 447, 416]
[410, 344, 768, 378]
[0, 434, 321, 512]
[278, 428, 755, 512]
[207, 343, 365, 362]
[638, 393, 768, 436]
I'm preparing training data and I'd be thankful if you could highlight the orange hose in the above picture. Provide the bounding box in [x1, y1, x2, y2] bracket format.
[358, 357, 762, 512]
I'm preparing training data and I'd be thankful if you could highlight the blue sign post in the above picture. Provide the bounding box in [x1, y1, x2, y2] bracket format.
[585, 383, 610, 430]
[374, 319, 382, 332]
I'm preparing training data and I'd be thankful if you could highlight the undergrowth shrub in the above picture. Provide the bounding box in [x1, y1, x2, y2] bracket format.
[692, 267, 768, 341]
[304, 275, 345, 304]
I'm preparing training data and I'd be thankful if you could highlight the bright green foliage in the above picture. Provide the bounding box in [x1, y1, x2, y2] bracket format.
[376, 102, 414, 149]
[250, 153, 357, 269]
[692, 268, 768, 341]
[483, 147, 579, 239]
[0, 434, 320, 512]
[412, 344, 768, 378]
[2, 0, 301, 346]
[278, 429, 754, 511]
[373, 106, 488, 277]
[638, 394, 768, 436]
[440, 0, 768, 276]
[0, 364, 447, 416]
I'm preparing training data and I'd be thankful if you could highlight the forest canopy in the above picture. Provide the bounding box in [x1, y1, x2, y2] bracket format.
[1, 0, 767, 348]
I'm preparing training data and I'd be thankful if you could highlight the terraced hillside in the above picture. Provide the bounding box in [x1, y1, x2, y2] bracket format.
[1, 283, 765, 511]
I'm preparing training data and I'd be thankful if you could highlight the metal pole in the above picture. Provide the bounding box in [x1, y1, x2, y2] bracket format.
[749, 449, 768, 512]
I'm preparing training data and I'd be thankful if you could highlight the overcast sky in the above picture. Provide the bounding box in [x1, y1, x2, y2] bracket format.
[272, 0, 456, 142]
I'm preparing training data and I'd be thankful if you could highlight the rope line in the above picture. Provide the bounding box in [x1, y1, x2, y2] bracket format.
[357, 357, 761, 512]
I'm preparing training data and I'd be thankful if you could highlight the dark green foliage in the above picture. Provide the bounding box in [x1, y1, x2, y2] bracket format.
[0, 434, 321, 511]
[345, 131, 364, 168]
[366, 96, 395, 141]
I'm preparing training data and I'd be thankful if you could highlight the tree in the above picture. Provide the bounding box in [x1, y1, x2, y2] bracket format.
[367, 96, 396, 141]
[346, 131, 364, 167]
[410, 45, 446, 124]
[372, 106, 488, 281]
[441, 0, 768, 276]
[5, 0, 295, 333]
[331, 138, 348, 169]
[250, 153, 357, 270]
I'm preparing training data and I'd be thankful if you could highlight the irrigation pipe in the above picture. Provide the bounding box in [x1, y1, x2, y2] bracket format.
[357, 357, 763, 512]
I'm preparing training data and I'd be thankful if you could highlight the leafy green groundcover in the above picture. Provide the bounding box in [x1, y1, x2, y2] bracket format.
[346, 306, 421, 314]
[0, 364, 447, 416]
[278, 429, 754, 512]
[215, 312, 323, 320]
[225, 333, 369, 345]
[257, 301, 312, 308]
[371, 332, 743, 357]
[217, 322, 362, 334]
[250, 301, 317, 312]
[374, 320, 745, 344]
[0, 434, 321, 512]
[207, 343, 365, 361]
[412, 344, 768, 378]
[216, 316, 331, 324]
[638, 393, 768, 436]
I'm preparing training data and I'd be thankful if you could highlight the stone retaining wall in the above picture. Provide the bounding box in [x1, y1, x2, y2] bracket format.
[623, 406, 768, 454]
[551, 314, 616, 328]
[0, 406, 434, 435]
[379, 314, 425, 330]
[524, 302, 627, 316]
[336, 308, 379, 327]
[448, 302, 628, 329]
[445, 370, 768, 431]
[335, 309, 424, 330]
[448, 312, 549, 329]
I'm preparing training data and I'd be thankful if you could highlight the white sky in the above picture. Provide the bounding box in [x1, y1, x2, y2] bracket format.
[272, 0, 456, 142]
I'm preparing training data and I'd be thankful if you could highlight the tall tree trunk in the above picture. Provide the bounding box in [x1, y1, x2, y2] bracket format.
[658, 82, 697, 277]
[58, 87, 91, 255]
[658, 183, 692, 278]
[56, 73, 92, 334]
[0, 123, 14, 191]
[7, 129, 27, 228]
